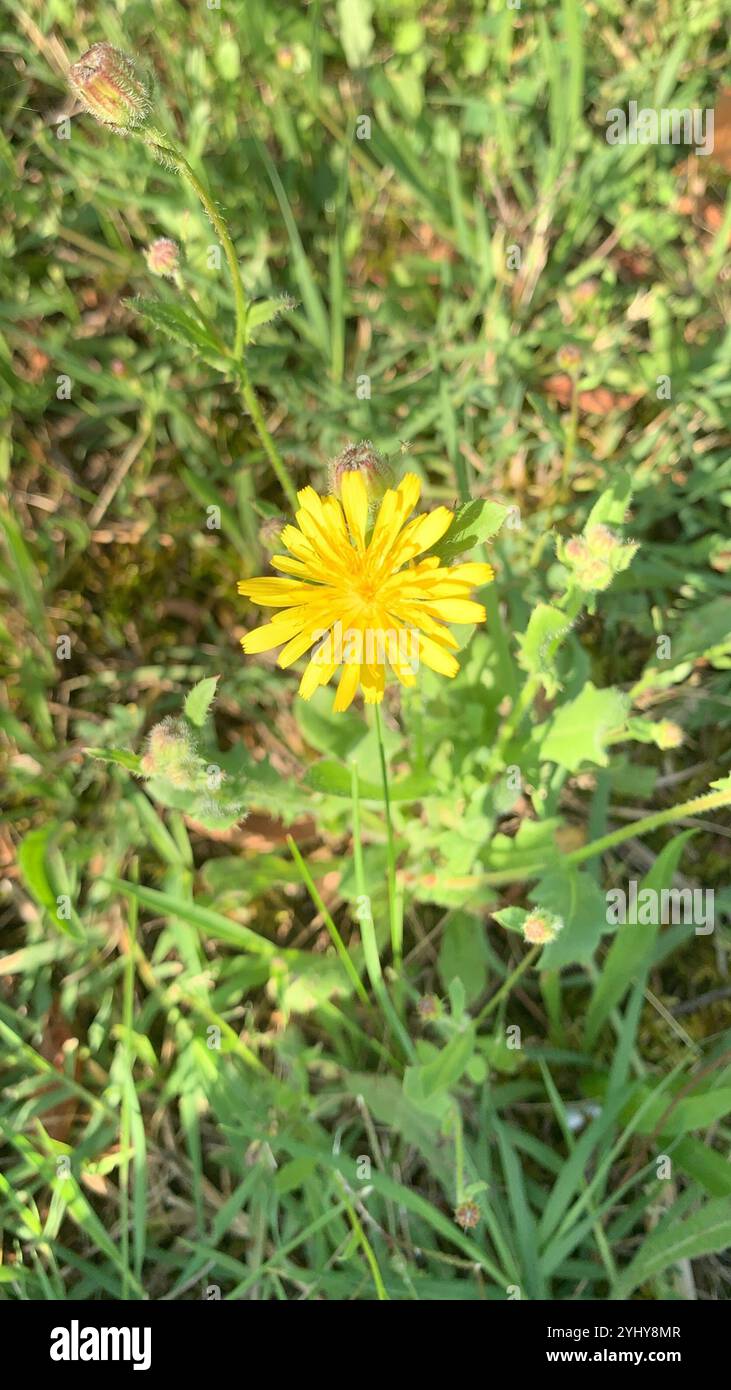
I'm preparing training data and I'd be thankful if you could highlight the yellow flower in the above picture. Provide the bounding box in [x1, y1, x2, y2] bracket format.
[238, 472, 494, 712]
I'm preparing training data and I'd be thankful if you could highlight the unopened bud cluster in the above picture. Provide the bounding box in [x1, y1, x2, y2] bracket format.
[68, 43, 153, 134]
[328, 441, 394, 506]
[559, 524, 638, 592]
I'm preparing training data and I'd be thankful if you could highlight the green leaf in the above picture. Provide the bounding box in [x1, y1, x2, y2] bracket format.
[404, 1026, 476, 1106]
[530, 867, 608, 969]
[296, 690, 366, 760]
[343, 1074, 449, 1182]
[584, 470, 633, 530]
[201, 853, 300, 898]
[483, 818, 563, 880]
[184, 676, 220, 728]
[438, 911, 489, 1004]
[516, 603, 573, 697]
[17, 826, 84, 940]
[85, 747, 142, 773]
[671, 597, 731, 668]
[276, 954, 352, 1013]
[274, 1156, 318, 1195]
[337, 0, 374, 69]
[634, 597, 731, 697]
[106, 878, 274, 956]
[245, 296, 295, 339]
[429, 499, 509, 564]
[303, 759, 436, 801]
[492, 906, 529, 935]
[615, 1197, 731, 1298]
[672, 1137, 731, 1197]
[630, 1087, 731, 1137]
[584, 833, 694, 1047]
[215, 36, 240, 82]
[126, 297, 224, 361]
[495, 1120, 545, 1298]
[541, 682, 629, 771]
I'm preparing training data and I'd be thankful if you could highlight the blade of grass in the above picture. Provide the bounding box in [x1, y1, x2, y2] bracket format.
[287, 835, 370, 1007]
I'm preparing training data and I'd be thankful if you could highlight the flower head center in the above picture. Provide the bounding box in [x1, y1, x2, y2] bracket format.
[346, 554, 383, 613]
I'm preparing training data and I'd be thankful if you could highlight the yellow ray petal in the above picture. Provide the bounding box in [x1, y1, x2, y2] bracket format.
[277, 626, 321, 668]
[296, 486, 323, 515]
[333, 662, 360, 713]
[360, 662, 386, 705]
[279, 525, 317, 563]
[391, 506, 454, 564]
[447, 562, 495, 586]
[418, 633, 460, 678]
[423, 598, 487, 624]
[237, 578, 320, 607]
[340, 470, 368, 549]
[299, 656, 338, 700]
[386, 604, 460, 649]
[389, 658, 418, 688]
[395, 473, 421, 516]
[269, 554, 312, 577]
[241, 611, 305, 653]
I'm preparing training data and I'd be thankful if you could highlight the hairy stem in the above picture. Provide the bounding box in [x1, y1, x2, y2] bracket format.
[374, 704, 401, 966]
[141, 129, 296, 506]
[565, 786, 731, 867]
[475, 945, 541, 1026]
[237, 362, 298, 509]
[287, 834, 370, 1007]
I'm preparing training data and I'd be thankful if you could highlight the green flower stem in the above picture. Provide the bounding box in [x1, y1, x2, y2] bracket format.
[374, 704, 401, 966]
[350, 762, 379, 977]
[351, 763, 415, 1061]
[159, 139, 248, 358]
[492, 672, 539, 768]
[564, 786, 731, 867]
[474, 945, 541, 1027]
[490, 588, 584, 773]
[141, 129, 298, 509]
[119, 857, 138, 1301]
[287, 834, 370, 1008]
[336, 1178, 389, 1301]
[560, 371, 580, 496]
[236, 361, 299, 510]
[453, 1103, 466, 1204]
[473, 783, 731, 892]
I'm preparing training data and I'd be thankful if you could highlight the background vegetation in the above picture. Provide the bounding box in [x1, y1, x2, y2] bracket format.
[2, 0, 731, 1300]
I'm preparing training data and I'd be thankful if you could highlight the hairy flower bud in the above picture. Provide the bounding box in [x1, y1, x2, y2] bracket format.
[522, 910, 563, 945]
[454, 1200, 480, 1230]
[655, 719, 683, 750]
[560, 523, 637, 592]
[586, 523, 620, 558]
[145, 237, 179, 277]
[556, 343, 582, 373]
[328, 441, 394, 504]
[68, 43, 153, 134]
[258, 514, 286, 553]
[578, 556, 613, 591]
[140, 717, 200, 788]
